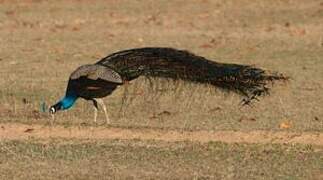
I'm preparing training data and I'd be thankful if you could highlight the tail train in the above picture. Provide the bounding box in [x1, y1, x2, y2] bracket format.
[97, 47, 287, 104]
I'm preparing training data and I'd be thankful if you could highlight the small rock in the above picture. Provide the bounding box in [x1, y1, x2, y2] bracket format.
[24, 128, 34, 133]
[208, 107, 222, 112]
[285, 22, 290, 27]
[239, 116, 256, 122]
[158, 111, 172, 116]
[199, 43, 213, 49]
[22, 98, 30, 104]
[279, 121, 292, 129]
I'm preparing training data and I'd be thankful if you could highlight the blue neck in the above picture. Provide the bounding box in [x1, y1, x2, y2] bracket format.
[60, 94, 78, 110]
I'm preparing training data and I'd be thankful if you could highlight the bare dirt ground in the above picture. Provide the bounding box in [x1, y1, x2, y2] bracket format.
[1, 123, 322, 146]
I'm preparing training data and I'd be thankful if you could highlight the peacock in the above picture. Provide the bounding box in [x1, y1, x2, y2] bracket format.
[49, 47, 287, 123]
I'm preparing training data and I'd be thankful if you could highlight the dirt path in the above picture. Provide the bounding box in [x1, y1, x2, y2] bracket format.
[0, 123, 322, 146]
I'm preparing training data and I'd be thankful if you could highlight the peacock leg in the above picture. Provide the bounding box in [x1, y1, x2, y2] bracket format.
[92, 99, 99, 123]
[96, 98, 110, 124]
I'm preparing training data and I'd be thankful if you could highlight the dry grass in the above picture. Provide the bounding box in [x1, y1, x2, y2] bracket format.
[0, 139, 322, 179]
[0, 0, 323, 179]
[1, 0, 323, 131]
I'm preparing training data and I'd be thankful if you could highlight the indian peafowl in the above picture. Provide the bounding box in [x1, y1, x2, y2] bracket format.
[49, 47, 287, 123]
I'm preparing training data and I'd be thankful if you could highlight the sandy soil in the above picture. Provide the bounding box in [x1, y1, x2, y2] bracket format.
[1, 123, 322, 146]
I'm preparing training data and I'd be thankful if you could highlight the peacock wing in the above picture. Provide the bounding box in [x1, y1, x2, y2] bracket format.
[70, 64, 123, 84]
[88, 65, 123, 84]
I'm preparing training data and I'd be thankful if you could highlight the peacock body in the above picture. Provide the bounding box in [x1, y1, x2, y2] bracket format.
[50, 47, 287, 123]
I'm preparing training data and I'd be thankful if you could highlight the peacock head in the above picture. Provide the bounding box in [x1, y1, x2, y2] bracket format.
[49, 102, 62, 114]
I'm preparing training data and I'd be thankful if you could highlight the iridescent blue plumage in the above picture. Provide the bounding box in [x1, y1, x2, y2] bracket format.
[50, 92, 78, 112]
[60, 93, 78, 110]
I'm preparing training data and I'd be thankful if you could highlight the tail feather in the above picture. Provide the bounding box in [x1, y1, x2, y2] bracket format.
[97, 47, 287, 103]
